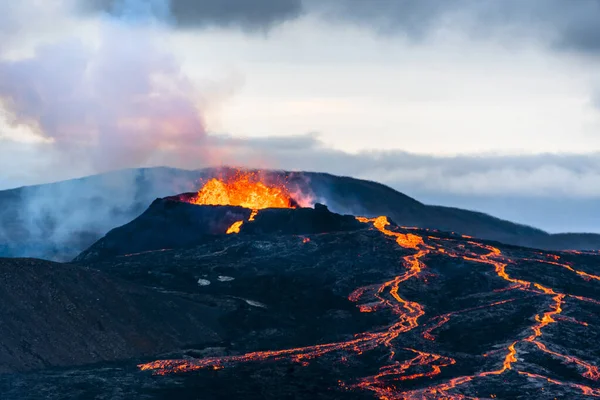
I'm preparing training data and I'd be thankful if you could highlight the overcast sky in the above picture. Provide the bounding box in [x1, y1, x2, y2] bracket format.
[1, 0, 600, 232]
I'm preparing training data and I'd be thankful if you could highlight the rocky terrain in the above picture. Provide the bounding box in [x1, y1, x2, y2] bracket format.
[0, 258, 222, 374]
[1, 197, 599, 399]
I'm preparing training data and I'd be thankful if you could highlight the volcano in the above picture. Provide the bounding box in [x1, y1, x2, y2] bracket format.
[1, 172, 600, 399]
[1, 167, 600, 262]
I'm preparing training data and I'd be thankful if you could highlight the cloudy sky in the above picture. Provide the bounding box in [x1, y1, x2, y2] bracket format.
[1, 0, 600, 232]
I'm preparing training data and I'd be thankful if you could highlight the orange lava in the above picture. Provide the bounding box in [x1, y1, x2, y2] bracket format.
[191, 171, 296, 210]
[189, 170, 297, 235]
[138, 215, 600, 399]
[226, 220, 244, 234]
[139, 215, 433, 388]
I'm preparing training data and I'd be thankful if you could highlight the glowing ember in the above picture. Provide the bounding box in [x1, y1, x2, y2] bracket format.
[191, 171, 296, 210]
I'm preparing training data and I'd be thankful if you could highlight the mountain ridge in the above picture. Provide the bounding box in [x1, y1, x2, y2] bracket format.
[0, 166, 598, 261]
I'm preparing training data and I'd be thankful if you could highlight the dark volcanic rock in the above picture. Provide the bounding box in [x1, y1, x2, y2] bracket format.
[65, 223, 600, 400]
[74, 198, 251, 262]
[240, 203, 363, 235]
[0, 258, 221, 373]
[1, 179, 600, 399]
[75, 200, 364, 262]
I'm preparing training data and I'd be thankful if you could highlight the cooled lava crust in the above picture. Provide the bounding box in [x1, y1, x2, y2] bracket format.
[32, 197, 600, 400]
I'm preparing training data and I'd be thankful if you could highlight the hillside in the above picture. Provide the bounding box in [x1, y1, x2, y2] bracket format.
[0, 258, 221, 373]
[1, 203, 599, 399]
[0, 167, 598, 261]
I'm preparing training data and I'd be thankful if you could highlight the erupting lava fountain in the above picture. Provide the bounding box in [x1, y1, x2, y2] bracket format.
[183, 170, 302, 233]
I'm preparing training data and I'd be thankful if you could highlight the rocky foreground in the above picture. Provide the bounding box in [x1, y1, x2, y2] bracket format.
[1, 202, 600, 399]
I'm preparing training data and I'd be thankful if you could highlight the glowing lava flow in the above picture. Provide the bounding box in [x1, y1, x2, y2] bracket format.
[138, 215, 600, 399]
[190, 171, 296, 210]
[139, 215, 438, 384]
[466, 243, 600, 381]
[226, 221, 244, 234]
[190, 171, 296, 235]
[401, 239, 600, 399]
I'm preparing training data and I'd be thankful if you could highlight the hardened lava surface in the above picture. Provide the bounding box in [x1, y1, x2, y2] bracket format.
[3, 206, 600, 399]
[68, 208, 600, 398]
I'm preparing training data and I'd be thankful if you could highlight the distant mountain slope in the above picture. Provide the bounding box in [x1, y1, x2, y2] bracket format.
[0, 166, 598, 260]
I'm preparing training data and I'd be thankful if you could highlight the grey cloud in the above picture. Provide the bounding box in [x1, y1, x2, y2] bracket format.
[0, 3, 56, 50]
[0, 4, 16, 38]
[310, 0, 600, 55]
[206, 133, 600, 199]
[82, 0, 303, 30]
[308, 0, 465, 38]
[80, 0, 600, 55]
[171, 0, 303, 30]
[207, 132, 320, 151]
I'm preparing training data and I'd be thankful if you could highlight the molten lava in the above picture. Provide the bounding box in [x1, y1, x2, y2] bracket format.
[191, 171, 296, 210]
[189, 171, 297, 235]
[139, 213, 600, 399]
[226, 221, 244, 234]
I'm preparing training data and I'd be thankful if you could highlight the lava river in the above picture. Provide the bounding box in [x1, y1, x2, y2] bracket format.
[138, 215, 600, 399]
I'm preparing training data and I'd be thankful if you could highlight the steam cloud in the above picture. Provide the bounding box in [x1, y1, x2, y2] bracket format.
[0, 0, 209, 175]
[0, 0, 219, 261]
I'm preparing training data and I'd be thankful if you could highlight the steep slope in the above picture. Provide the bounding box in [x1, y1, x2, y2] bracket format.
[75, 200, 363, 262]
[0, 167, 598, 261]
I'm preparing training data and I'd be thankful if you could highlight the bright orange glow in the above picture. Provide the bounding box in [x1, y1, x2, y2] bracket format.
[249, 209, 258, 221]
[139, 213, 600, 399]
[188, 171, 296, 235]
[226, 220, 244, 234]
[191, 171, 296, 210]
[356, 216, 424, 249]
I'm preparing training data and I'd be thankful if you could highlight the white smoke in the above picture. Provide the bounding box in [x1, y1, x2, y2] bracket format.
[0, 0, 212, 174]
[0, 0, 227, 260]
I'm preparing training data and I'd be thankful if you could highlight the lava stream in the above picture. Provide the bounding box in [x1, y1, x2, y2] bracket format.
[400, 239, 600, 399]
[139, 216, 436, 386]
[138, 215, 600, 399]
